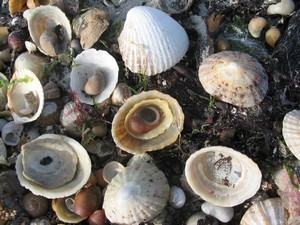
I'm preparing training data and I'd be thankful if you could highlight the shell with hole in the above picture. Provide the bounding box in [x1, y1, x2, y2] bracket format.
[111, 90, 184, 154]
[23, 5, 72, 57]
[198, 51, 268, 108]
[15, 134, 91, 199]
[118, 6, 189, 76]
[185, 146, 262, 207]
[70, 48, 119, 105]
[7, 69, 44, 124]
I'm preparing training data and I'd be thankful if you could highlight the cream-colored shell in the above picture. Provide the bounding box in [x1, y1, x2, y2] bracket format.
[198, 51, 268, 108]
[111, 90, 184, 154]
[7, 69, 44, 124]
[118, 6, 189, 76]
[282, 109, 300, 160]
[70, 48, 119, 105]
[248, 17, 267, 38]
[15, 134, 91, 199]
[23, 5, 72, 56]
[185, 146, 262, 207]
[103, 160, 170, 225]
[267, 0, 295, 15]
[240, 198, 288, 225]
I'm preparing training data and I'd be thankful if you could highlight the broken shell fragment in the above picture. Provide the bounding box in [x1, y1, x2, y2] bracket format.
[102, 161, 125, 184]
[70, 48, 119, 105]
[15, 134, 91, 198]
[185, 146, 262, 207]
[267, 0, 295, 15]
[265, 27, 281, 48]
[198, 51, 268, 108]
[248, 17, 267, 38]
[111, 83, 132, 106]
[118, 6, 189, 76]
[111, 90, 184, 154]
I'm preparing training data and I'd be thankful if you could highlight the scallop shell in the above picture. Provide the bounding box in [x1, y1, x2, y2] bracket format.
[240, 198, 288, 225]
[23, 5, 72, 57]
[118, 6, 189, 76]
[7, 69, 44, 124]
[111, 90, 184, 154]
[185, 146, 262, 207]
[103, 159, 170, 225]
[198, 51, 268, 108]
[70, 48, 119, 105]
[15, 134, 91, 199]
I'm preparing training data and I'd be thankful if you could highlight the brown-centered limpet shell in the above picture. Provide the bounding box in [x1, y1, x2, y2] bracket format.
[111, 90, 184, 154]
[198, 51, 268, 108]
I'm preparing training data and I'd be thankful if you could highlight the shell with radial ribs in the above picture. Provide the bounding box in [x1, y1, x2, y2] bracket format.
[118, 6, 189, 76]
[198, 51, 268, 108]
[240, 198, 288, 225]
[111, 90, 184, 154]
[103, 158, 170, 225]
[185, 146, 262, 207]
[23, 5, 72, 57]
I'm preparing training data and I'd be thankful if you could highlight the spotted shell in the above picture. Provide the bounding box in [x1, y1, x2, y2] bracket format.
[111, 90, 184, 154]
[185, 146, 262, 207]
[118, 6, 189, 76]
[240, 198, 288, 225]
[103, 159, 170, 225]
[198, 51, 268, 108]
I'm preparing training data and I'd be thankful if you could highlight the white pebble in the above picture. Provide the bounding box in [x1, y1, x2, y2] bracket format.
[201, 201, 234, 223]
[168, 186, 186, 209]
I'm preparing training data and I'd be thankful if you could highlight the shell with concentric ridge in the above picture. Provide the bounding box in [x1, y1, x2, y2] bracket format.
[198, 51, 268, 108]
[118, 6, 189, 76]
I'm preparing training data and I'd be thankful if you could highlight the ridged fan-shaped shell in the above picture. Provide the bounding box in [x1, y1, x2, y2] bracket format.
[103, 160, 170, 225]
[240, 198, 288, 225]
[118, 6, 189, 76]
[185, 146, 262, 207]
[198, 51, 268, 108]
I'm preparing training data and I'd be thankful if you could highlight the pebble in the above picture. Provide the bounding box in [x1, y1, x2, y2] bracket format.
[201, 201, 234, 223]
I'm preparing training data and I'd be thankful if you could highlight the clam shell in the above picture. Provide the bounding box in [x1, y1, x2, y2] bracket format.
[111, 90, 184, 154]
[185, 146, 262, 207]
[7, 69, 44, 124]
[23, 5, 72, 56]
[15, 134, 91, 199]
[118, 6, 189, 76]
[198, 51, 268, 108]
[70, 48, 119, 105]
[240, 198, 288, 225]
[103, 160, 170, 225]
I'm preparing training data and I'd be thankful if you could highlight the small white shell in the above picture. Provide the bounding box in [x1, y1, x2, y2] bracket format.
[267, 0, 295, 15]
[168, 186, 186, 209]
[1, 121, 24, 146]
[102, 161, 125, 183]
[201, 201, 234, 223]
[70, 48, 119, 105]
[248, 17, 267, 38]
[118, 6, 189, 76]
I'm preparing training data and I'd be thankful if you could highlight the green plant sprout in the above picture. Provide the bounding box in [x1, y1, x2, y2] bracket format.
[284, 160, 300, 190]
[207, 96, 216, 110]
[0, 75, 33, 92]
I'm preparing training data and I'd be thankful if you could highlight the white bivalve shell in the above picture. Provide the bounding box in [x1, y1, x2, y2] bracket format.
[23, 5, 72, 57]
[118, 6, 189, 76]
[70, 48, 119, 105]
[103, 159, 170, 225]
[15, 134, 91, 199]
[282, 109, 300, 160]
[185, 146, 262, 207]
[7, 69, 44, 124]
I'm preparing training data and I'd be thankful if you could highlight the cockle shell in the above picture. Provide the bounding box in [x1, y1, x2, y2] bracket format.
[23, 5, 72, 57]
[7, 69, 44, 124]
[185, 146, 262, 207]
[15, 134, 91, 198]
[111, 90, 184, 154]
[118, 6, 189, 76]
[103, 159, 170, 225]
[198, 51, 268, 108]
[70, 48, 119, 105]
[240, 198, 288, 225]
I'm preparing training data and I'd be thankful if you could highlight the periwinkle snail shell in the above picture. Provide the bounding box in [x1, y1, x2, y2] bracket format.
[23, 192, 49, 218]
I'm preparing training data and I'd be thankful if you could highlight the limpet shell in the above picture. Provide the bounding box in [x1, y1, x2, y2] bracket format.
[118, 6, 189, 76]
[111, 90, 184, 154]
[1, 121, 24, 146]
[185, 146, 262, 207]
[198, 51, 268, 108]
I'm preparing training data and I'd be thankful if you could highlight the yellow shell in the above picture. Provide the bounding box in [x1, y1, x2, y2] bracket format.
[198, 51, 268, 108]
[111, 90, 184, 154]
[265, 27, 281, 48]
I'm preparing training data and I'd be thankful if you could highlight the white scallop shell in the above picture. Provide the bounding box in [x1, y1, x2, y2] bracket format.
[282, 109, 300, 160]
[185, 146, 262, 207]
[15, 134, 91, 199]
[70, 48, 119, 105]
[7, 69, 44, 124]
[103, 160, 170, 224]
[118, 6, 189, 76]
